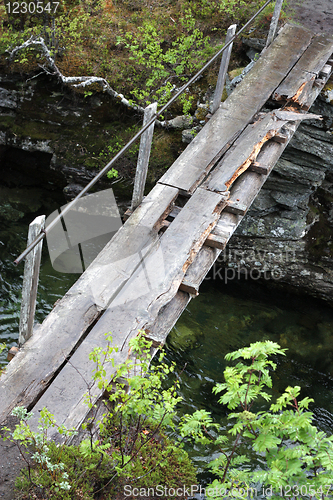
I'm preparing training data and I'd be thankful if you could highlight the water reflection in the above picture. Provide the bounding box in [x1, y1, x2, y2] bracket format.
[165, 278, 333, 474]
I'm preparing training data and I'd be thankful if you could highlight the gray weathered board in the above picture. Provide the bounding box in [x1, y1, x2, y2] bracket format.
[204, 113, 288, 193]
[0, 183, 178, 423]
[158, 24, 313, 194]
[147, 120, 300, 347]
[273, 33, 333, 105]
[27, 188, 227, 439]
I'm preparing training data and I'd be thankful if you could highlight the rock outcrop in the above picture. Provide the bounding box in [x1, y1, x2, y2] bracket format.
[0, 72, 182, 216]
[221, 92, 333, 303]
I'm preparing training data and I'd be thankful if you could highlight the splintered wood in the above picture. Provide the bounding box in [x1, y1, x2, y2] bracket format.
[204, 114, 288, 193]
[273, 33, 333, 108]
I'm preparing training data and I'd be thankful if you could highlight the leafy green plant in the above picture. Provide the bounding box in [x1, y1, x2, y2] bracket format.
[180, 341, 333, 499]
[106, 167, 119, 179]
[5, 333, 196, 499]
[3, 406, 76, 494]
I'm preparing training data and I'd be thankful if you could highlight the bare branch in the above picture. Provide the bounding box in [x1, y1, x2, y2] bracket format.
[7, 36, 146, 113]
[6, 36, 189, 128]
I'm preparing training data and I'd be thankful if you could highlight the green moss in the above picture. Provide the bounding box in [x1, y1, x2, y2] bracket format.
[0, 115, 16, 130]
[10, 120, 57, 141]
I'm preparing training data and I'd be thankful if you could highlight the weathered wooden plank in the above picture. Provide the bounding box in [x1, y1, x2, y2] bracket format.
[161, 218, 230, 249]
[273, 132, 288, 144]
[273, 33, 333, 104]
[0, 183, 178, 424]
[225, 199, 248, 216]
[204, 113, 288, 193]
[320, 64, 332, 78]
[27, 188, 227, 439]
[179, 245, 220, 295]
[265, 0, 283, 48]
[211, 24, 237, 114]
[158, 24, 313, 194]
[248, 162, 269, 175]
[158, 113, 245, 194]
[211, 121, 298, 250]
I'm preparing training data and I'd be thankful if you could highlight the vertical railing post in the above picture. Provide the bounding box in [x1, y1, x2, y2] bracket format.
[18, 215, 45, 346]
[131, 102, 158, 211]
[266, 0, 283, 48]
[211, 24, 237, 115]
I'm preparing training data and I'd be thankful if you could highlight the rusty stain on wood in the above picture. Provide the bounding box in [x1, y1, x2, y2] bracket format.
[224, 129, 275, 189]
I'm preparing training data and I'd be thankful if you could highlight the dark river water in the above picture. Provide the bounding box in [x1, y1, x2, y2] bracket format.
[1, 189, 333, 482]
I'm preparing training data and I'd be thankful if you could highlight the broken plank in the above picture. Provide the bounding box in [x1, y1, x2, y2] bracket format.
[0, 183, 179, 424]
[145, 290, 191, 347]
[273, 33, 333, 103]
[180, 246, 221, 296]
[158, 24, 313, 194]
[27, 188, 227, 440]
[204, 113, 288, 193]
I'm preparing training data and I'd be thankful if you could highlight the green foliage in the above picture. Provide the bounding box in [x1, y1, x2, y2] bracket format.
[181, 341, 333, 499]
[106, 167, 118, 179]
[116, 9, 211, 110]
[6, 332, 196, 499]
[2, 406, 76, 495]
[7, 338, 331, 500]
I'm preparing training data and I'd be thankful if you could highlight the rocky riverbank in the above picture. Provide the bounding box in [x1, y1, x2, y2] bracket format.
[215, 86, 333, 303]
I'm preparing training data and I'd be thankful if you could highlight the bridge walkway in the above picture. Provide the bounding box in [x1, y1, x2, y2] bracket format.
[1, 24, 333, 441]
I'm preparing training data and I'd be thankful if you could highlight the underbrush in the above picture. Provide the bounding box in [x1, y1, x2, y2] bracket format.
[0, 0, 289, 110]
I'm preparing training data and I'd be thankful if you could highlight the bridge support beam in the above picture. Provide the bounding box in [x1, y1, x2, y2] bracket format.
[18, 215, 45, 346]
[131, 102, 158, 211]
[211, 24, 237, 115]
[266, 0, 284, 48]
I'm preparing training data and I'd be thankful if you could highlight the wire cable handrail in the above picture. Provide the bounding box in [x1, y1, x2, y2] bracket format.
[14, 0, 273, 265]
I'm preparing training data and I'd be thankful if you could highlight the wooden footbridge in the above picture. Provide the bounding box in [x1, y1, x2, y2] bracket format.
[1, 23, 333, 440]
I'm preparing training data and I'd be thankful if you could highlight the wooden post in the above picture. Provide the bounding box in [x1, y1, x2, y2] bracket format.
[131, 102, 158, 210]
[18, 215, 45, 346]
[211, 24, 237, 115]
[266, 0, 283, 48]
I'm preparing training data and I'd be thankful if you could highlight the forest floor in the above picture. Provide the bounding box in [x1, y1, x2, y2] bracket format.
[1, 0, 333, 498]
